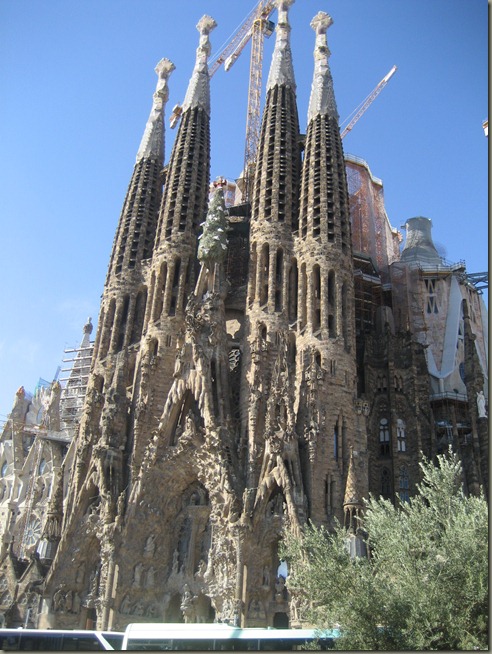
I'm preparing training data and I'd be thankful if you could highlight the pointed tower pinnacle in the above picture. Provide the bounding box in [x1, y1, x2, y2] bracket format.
[136, 58, 175, 163]
[154, 15, 215, 247]
[343, 448, 364, 509]
[182, 15, 217, 115]
[105, 58, 174, 281]
[343, 449, 367, 556]
[267, 0, 296, 91]
[308, 12, 338, 122]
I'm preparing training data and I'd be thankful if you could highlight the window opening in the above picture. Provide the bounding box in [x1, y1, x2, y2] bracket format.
[379, 418, 390, 456]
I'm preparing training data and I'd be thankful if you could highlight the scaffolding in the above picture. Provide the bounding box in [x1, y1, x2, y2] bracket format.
[353, 254, 384, 336]
[59, 342, 94, 435]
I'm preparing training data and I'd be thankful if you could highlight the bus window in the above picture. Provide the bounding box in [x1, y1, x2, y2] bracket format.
[101, 632, 125, 649]
[0, 629, 123, 651]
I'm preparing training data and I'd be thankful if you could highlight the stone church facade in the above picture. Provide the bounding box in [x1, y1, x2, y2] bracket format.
[0, 1, 487, 630]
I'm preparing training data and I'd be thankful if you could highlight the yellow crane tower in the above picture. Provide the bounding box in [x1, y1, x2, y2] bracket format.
[225, 1, 276, 201]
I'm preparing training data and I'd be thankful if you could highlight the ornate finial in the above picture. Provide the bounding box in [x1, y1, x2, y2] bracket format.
[182, 15, 217, 115]
[212, 176, 227, 189]
[343, 448, 363, 508]
[307, 11, 338, 122]
[197, 15, 217, 37]
[83, 317, 93, 335]
[266, 0, 296, 91]
[154, 58, 176, 104]
[136, 58, 175, 162]
[311, 11, 333, 35]
[277, 0, 295, 27]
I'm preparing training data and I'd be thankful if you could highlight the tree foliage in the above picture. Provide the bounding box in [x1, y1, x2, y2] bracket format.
[197, 186, 228, 265]
[280, 451, 488, 650]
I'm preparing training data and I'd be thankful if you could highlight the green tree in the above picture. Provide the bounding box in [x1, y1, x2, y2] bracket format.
[280, 451, 488, 650]
[197, 184, 228, 265]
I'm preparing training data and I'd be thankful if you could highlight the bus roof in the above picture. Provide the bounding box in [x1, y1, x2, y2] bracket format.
[123, 623, 339, 640]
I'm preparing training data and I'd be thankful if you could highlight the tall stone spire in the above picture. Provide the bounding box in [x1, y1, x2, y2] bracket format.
[294, 12, 357, 527]
[242, 0, 307, 595]
[42, 59, 175, 627]
[136, 58, 175, 163]
[182, 15, 216, 115]
[246, 0, 301, 388]
[154, 15, 216, 250]
[266, 0, 296, 91]
[105, 58, 174, 282]
[128, 16, 216, 476]
[307, 12, 338, 122]
[299, 11, 350, 252]
[249, 0, 301, 232]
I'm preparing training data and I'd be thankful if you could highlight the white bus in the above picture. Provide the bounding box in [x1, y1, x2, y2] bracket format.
[0, 628, 124, 650]
[122, 623, 339, 650]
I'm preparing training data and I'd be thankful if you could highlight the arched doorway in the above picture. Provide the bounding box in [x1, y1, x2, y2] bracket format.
[273, 612, 289, 628]
[166, 594, 184, 623]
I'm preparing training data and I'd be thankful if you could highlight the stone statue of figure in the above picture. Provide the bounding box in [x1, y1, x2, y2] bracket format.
[195, 559, 206, 580]
[72, 592, 81, 614]
[477, 390, 487, 418]
[144, 534, 156, 557]
[133, 562, 144, 587]
[145, 566, 156, 588]
[275, 575, 286, 602]
[185, 411, 196, 437]
[120, 595, 131, 615]
[180, 584, 196, 623]
[42, 381, 62, 432]
[64, 590, 73, 613]
[52, 588, 65, 613]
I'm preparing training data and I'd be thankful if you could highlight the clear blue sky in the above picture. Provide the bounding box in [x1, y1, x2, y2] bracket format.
[0, 0, 488, 423]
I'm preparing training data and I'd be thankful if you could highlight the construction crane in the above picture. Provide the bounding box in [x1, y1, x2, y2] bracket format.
[170, 2, 395, 202]
[226, 2, 276, 202]
[463, 272, 488, 294]
[169, 0, 276, 130]
[340, 65, 397, 139]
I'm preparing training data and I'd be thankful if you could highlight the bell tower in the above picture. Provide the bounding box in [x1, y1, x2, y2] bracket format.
[295, 12, 358, 526]
[128, 16, 216, 475]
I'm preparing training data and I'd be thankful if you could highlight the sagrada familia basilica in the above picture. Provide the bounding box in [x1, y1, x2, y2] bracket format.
[0, 0, 487, 631]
